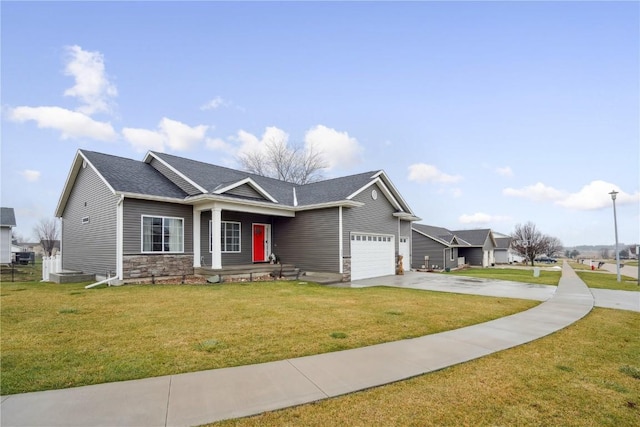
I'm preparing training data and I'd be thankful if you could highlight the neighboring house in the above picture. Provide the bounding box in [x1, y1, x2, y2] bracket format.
[492, 232, 513, 264]
[14, 241, 60, 256]
[411, 224, 471, 270]
[452, 229, 497, 267]
[55, 150, 420, 282]
[1, 207, 17, 264]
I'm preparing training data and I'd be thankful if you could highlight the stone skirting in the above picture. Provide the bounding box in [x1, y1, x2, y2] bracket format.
[123, 254, 194, 279]
[341, 256, 351, 282]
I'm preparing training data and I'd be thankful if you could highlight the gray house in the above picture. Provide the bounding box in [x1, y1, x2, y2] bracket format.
[492, 232, 513, 264]
[452, 229, 497, 267]
[411, 224, 471, 270]
[1, 207, 17, 264]
[55, 150, 419, 282]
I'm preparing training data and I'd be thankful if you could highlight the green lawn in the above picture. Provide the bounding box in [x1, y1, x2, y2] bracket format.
[0, 280, 537, 395]
[576, 271, 639, 292]
[214, 308, 640, 427]
[444, 267, 561, 286]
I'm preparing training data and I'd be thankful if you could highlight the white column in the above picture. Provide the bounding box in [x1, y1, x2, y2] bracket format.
[211, 207, 222, 269]
[193, 210, 201, 268]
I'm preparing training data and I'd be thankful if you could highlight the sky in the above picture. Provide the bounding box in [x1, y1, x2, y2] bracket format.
[1, 1, 639, 248]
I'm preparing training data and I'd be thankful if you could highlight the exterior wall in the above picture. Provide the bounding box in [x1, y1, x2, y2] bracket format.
[273, 208, 340, 273]
[225, 184, 264, 199]
[1, 227, 12, 264]
[122, 199, 194, 278]
[343, 183, 399, 256]
[61, 164, 119, 276]
[149, 158, 200, 195]
[459, 248, 484, 266]
[199, 210, 274, 267]
[411, 231, 449, 270]
[494, 249, 509, 264]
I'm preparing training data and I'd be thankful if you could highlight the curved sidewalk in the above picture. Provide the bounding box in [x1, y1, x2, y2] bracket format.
[1, 262, 593, 427]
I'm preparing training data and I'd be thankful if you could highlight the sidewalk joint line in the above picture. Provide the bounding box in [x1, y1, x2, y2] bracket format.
[285, 359, 330, 399]
[164, 375, 172, 427]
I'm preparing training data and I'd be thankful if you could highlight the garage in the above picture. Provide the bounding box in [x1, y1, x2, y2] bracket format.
[350, 233, 395, 280]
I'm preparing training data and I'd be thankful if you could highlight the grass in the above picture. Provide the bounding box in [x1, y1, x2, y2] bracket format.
[0, 280, 537, 395]
[444, 267, 562, 286]
[575, 271, 639, 292]
[0, 259, 41, 283]
[211, 308, 640, 427]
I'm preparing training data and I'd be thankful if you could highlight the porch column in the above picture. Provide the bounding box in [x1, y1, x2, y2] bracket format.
[193, 210, 201, 268]
[211, 207, 222, 269]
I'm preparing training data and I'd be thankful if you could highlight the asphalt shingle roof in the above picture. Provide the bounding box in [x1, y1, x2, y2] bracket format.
[412, 224, 472, 246]
[451, 229, 493, 246]
[82, 151, 188, 199]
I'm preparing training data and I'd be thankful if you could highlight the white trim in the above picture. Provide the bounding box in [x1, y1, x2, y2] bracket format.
[143, 152, 208, 193]
[294, 200, 363, 211]
[140, 214, 185, 253]
[346, 178, 403, 211]
[293, 187, 298, 207]
[215, 220, 242, 253]
[211, 208, 222, 269]
[338, 206, 343, 274]
[213, 177, 278, 203]
[190, 197, 296, 217]
[193, 210, 201, 267]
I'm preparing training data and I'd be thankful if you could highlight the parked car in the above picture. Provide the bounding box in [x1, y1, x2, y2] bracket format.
[535, 256, 557, 263]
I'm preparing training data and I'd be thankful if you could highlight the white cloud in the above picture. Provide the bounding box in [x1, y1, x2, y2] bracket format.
[123, 117, 208, 152]
[496, 166, 513, 177]
[459, 212, 511, 224]
[63, 45, 117, 115]
[503, 182, 566, 202]
[205, 137, 235, 155]
[233, 126, 290, 157]
[9, 106, 117, 141]
[556, 180, 640, 210]
[20, 170, 41, 182]
[122, 127, 165, 152]
[200, 96, 227, 110]
[407, 163, 462, 184]
[304, 125, 363, 170]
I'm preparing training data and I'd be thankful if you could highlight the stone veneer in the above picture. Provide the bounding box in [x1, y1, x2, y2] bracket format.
[123, 254, 194, 279]
[341, 256, 351, 282]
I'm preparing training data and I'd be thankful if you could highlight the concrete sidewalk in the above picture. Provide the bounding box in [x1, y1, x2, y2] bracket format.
[1, 263, 594, 427]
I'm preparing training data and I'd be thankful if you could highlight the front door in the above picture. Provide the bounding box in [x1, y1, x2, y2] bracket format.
[252, 224, 270, 262]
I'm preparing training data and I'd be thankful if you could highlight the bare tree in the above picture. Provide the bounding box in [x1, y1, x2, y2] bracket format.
[33, 218, 60, 256]
[510, 222, 548, 266]
[542, 236, 563, 258]
[237, 138, 327, 184]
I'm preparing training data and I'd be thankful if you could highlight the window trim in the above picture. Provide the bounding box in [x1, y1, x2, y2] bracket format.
[141, 215, 185, 253]
[211, 220, 242, 253]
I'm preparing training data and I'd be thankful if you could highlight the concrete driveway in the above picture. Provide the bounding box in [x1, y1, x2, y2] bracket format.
[342, 271, 639, 312]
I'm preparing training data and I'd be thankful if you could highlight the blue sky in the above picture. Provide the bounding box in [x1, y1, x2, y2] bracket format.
[2, 1, 638, 247]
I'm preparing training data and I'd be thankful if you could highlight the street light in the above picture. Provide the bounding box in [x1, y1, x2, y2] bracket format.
[608, 190, 621, 282]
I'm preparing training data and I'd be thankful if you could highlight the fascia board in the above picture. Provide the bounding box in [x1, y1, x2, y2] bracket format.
[116, 192, 188, 204]
[55, 150, 117, 217]
[187, 194, 295, 215]
[393, 212, 422, 221]
[145, 151, 208, 194]
[375, 171, 417, 214]
[213, 177, 279, 203]
[295, 200, 364, 211]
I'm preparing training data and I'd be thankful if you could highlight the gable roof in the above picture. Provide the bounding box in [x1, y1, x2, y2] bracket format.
[1, 207, 17, 227]
[412, 224, 471, 247]
[451, 229, 497, 247]
[56, 150, 419, 218]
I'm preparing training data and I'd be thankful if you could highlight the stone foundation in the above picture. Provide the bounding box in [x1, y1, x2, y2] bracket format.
[341, 256, 351, 282]
[123, 254, 194, 280]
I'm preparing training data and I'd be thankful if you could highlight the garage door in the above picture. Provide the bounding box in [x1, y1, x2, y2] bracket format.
[350, 233, 395, 280]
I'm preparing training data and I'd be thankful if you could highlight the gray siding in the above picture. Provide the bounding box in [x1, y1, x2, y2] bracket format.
[225, 184, 265, 200]
[459, 248, 483, 266]
[61, 164, 118, 276]
[149, 158, 200, 195]
[199, 210, 273, 266]
[343, 183, 398, 256]
[411, 231, 460, 270]
[123, 199, 193, 254]
[273, 208, 340, 273]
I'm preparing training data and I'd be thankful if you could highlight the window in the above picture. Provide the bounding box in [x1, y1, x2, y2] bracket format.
[142, 216, 184, 252]
[211, 221, 241, 253]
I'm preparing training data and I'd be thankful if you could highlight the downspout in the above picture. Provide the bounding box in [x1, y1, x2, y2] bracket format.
[85, 273, 117, 289]
[116, 194, 124, 281]
[338, 206, 343, 274]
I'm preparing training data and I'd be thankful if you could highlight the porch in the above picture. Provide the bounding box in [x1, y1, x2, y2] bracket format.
[194, 263, 344, 285]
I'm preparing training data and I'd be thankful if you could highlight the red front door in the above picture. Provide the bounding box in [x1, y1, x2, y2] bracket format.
[253, 224, 266, 262]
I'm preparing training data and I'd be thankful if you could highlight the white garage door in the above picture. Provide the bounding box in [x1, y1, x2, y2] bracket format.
[351, 233, 395, 280]
[398, 236, 410, 271]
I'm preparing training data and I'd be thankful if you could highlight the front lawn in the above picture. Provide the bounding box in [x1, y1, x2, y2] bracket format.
[576, 271, 639, 292]
[214, 308, 640, 426]
[445, 267, 561, 286]
[0, 280, 537, 395]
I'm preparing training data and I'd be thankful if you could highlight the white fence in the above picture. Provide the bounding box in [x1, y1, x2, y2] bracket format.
[42, 254, 62, 281]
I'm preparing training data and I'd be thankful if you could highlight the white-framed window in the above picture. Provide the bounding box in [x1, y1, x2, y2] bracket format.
[211, 221, 241, 253]
[142, 215, 184, 253]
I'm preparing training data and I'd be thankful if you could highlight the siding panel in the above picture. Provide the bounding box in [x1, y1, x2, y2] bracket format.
[149, 158, 200, 195]
[61, 165, 118, 276]
[225, 184, 264, 200]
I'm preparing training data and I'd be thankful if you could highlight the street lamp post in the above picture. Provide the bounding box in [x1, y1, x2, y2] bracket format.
[608, 190, 621, 282]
